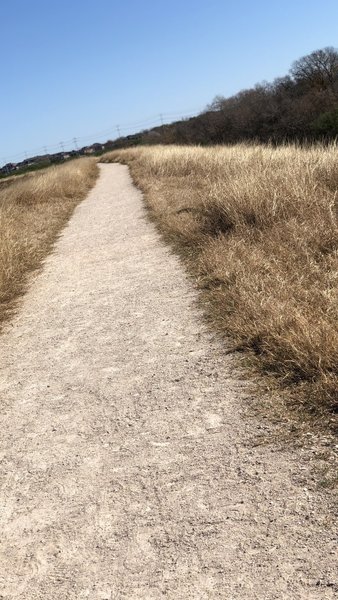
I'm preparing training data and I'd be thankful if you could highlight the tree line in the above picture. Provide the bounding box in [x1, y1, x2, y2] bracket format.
[113, 47, 338, 148]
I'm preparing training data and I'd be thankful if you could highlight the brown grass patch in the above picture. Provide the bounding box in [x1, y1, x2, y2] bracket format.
[0, 158, 98, 323]
[101, 144, 338, 426]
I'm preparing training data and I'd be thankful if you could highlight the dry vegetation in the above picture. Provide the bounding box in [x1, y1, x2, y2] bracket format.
[102, 144, 338, 423]
[0, 158, 98, 323]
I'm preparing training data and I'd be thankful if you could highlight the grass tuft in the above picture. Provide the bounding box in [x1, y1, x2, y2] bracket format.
[102, 144, 338, 421]
[0, 158, 98, 323]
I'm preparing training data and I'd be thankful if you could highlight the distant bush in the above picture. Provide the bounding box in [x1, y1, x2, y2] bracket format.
[313, 109, 338, 136]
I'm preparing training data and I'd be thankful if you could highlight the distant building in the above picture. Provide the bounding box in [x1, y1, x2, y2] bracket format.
[82, 143, 104, 155]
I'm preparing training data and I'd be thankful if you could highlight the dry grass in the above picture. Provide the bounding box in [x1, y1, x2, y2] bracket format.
[102, 144, 338, 423]
[0, 158, 98, 323]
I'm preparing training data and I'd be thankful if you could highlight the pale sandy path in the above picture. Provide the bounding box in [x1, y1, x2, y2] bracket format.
[0, 164, 336, 599]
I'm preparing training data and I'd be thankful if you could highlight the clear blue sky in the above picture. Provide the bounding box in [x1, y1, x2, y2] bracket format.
[1, 0, 337, 163]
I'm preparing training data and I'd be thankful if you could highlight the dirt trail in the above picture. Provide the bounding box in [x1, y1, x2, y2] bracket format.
[0, 164, 336, 599]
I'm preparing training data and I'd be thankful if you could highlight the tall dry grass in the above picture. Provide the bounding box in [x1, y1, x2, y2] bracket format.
[0, 158, 98, 322]
[102, 144, 338, 418]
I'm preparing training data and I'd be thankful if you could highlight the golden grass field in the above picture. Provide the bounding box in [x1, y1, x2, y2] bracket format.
[0, 158, 98, 323]
[102, 144, 338, 423]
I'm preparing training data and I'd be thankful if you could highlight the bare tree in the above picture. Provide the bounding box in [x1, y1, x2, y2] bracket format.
[290, 47, 338, 92]
[206, 95, 227, 112]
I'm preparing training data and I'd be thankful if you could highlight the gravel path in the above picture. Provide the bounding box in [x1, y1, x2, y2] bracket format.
[0, 164, 336, 599]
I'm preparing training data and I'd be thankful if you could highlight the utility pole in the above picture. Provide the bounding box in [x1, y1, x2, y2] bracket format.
[59, 142, 65, 153]
[43, 146, 48, 155]
[73, 137, 80, 156]
[159, 113, 164, 126]
[2, 159, 9, 175]
[116, 125, 121, 138]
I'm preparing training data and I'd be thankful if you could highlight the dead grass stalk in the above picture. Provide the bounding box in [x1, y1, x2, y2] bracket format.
[102, 144, 338, 422]
[0, 158, 98, 323]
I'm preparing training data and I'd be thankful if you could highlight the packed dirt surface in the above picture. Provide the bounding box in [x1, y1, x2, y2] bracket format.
[0, 164, 336, 599]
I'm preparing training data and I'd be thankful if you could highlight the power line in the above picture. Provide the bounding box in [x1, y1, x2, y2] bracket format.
[2, 159, 9, 174]
[0, 106, 205, 167]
